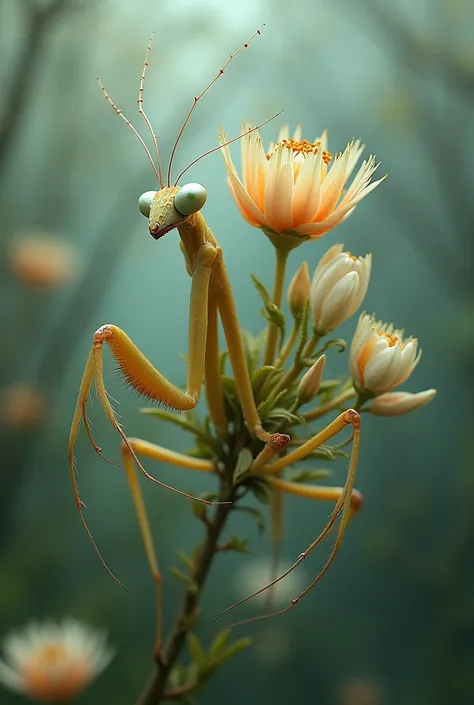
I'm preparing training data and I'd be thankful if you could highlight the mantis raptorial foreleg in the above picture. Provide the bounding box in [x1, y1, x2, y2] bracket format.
[214, 409, 361, 625]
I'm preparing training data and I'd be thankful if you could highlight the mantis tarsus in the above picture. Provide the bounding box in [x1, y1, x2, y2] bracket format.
[68, 29, 362, 639]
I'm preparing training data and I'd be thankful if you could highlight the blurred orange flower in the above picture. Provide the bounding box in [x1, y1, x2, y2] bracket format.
[0, 618, 113, 702]
[0, 383, 45, 429]
[9, 233, 78, 290]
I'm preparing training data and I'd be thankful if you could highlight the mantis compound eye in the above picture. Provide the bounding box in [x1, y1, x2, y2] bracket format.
[174, 183, 207, 216]
[138, 191, 158, 217]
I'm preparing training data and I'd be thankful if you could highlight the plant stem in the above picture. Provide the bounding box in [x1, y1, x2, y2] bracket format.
[263, 248, 289, 366]
[136, 475, 236, 705]
[271, 334, 320, 399]
[302, 388, 355, 422]
[275, 320, 300, 368]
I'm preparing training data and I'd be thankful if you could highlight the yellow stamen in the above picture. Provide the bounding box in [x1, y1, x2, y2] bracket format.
[266, 139, 332, 164]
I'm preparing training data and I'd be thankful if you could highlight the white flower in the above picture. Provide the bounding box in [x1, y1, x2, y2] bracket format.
[366, 389, 436, 416]
[0, 618, 114, 702]
[219, 123, 385, 248]
[350, 313, 422, 396]
[311, 244, 371, 334]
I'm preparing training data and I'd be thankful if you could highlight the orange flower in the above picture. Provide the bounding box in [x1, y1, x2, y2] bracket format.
[0, 619, 113, 702]
[9, 234, 78, 290]
[219, 123, 385, 248]
[0, 383, 45, 429]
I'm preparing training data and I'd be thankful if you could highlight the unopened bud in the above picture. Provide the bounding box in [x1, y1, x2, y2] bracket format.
[366, 389, 436, 416]
[297, 355, 326, 405]
[287, 261, 310, 320]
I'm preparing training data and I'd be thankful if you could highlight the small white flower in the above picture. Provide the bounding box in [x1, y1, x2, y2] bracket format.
[366, 389, 436, 416]
[0, 618, 114, 702]
[350, 313, 422, 396]
[311, 244, 371, 334]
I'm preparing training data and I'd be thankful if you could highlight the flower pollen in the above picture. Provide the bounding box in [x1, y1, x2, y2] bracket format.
[266, 138, 332, 164]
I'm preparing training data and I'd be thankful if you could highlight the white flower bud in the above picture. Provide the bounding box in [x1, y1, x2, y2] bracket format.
[287, 261, 311, 320]
[350, 313, 422, 396]
[310, 244, 371, 335]
[297, 355, 326, 405]
[366, 389, 436, 416]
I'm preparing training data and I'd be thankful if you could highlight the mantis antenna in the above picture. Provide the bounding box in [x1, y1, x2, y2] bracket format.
[137, 34, 164, 187]
[166, 26, 264, 186]
[173, 111, 283, 186]
[97, 27, 266, 186]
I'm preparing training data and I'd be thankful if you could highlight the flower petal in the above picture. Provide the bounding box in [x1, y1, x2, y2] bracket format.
[264, 145, 294, 232]
[292, 149, 323, 226]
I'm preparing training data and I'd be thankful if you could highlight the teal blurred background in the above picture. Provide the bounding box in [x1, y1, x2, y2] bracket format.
[1, 0, 473, 703]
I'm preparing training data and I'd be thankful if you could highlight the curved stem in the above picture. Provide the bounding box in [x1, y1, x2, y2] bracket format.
[136, 475, 236, 705]
[275, 319, 300, 368]
[263, 248, 289, 366]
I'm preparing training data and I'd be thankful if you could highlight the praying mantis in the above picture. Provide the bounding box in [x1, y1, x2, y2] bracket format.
[68, 29, 363, 633]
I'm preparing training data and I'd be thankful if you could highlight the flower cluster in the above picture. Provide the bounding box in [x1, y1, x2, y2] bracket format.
[222, 123, 436, 416]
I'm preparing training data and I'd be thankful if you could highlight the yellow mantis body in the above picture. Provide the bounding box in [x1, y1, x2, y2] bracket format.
[68, 31, 362, 646]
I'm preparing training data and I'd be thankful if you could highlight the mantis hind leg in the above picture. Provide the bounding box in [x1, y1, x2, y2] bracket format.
[214, 409, 361, 624]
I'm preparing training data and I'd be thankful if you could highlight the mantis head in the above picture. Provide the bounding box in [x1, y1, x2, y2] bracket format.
[138, 184, 208, 239]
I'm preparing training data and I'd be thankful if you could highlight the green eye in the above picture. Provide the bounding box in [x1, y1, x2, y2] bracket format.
[174, 183, 207, 216]
[138, 191, 157, 217]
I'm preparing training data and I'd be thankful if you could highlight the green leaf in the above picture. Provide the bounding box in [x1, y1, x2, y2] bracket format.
[294, 300, 310, 362]
[225, 535, 250, 553]
[241, 330, 263, 373]
[288, 468, 332, 483]
[176, 551, 194, 570]
[262, 302, 285, 334]
[266, 407, 304, 425]
[233, 448, 254, 484]
[209, 630, 230, 659]
[218, 637, 252, 664]
[316, 338, 347, 355]
[258, 389, 290, 416]
[188, 634, 207, 668]
[250, 272, 272, 306]
[220, 350, 229, 375]
[169, 567, 198, 595]
[247, 477, 272, 505]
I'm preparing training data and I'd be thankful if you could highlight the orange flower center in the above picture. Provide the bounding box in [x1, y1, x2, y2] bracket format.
[382, 333, 399, 347]
[23, 643, 90, 702]
[266, 139, 332, 164]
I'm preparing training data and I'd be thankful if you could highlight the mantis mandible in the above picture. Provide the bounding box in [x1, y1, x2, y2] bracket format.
[68, 30, 362, 632]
